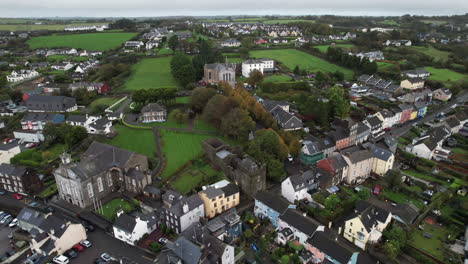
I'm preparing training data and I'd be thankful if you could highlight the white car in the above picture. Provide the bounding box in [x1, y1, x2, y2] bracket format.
[8, 218, 18, 227]
[80, 240, 92, 248]
[158, 238, 168, 244]
[53, 255, 70, 264]
[101, 253, 112, 262]
[0, 214, 11, 224]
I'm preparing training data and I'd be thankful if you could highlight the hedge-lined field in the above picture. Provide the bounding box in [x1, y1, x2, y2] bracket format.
[27, 32, 137, 50]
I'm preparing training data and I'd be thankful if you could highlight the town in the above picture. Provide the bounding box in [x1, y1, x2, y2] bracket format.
[0, 12, 467, 264]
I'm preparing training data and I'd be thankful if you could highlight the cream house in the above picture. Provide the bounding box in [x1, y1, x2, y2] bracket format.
[369, 145, 394, 176]
[341, 149, 373, 184]
[198, 180, 239, 219]
[400, 78, 424, 90]
[343, 201, 392, 250]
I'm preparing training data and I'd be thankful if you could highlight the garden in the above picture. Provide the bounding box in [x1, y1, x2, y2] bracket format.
[169, 159, 225, 194]
[27, 32, 138, 51]
[99, 198, 138, 222]
[11, 143, 66, 167]
[123, 57, 178, 91]
[249, 49, 353, 79]
[103, 124, 156, 158]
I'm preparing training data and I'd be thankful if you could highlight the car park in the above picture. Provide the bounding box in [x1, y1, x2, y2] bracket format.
[80, 240, 92, 248]
[3, 216, 13, 225]
[0, 214, 12, 224]
[53, 255, 70, 264]
[94, 258, 107, 264]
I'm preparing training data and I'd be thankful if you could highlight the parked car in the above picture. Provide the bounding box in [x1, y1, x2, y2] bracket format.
[80, 240, 92, 248]
[53, 255, 70, 264]
[0, 189, 6, 195]
[3, 216, 13, 225]
[84, 223, 95, 232]
[373, 186, 381, 195]
[12, 193, 23, 200]
[28, 201, 39, 207]
[101, 253, 111, 262]
[25, 143, 37, 149]
[66, 249, 78, 259]
[94, 258, 107, 264]
[0, 214, 12, 224]
[72, 243, 84, 252]
[8, 218, 18, 227]
[158, 238, 168, 244]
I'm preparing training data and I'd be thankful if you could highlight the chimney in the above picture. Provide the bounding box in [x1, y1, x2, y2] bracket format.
[182, 202, 189, 214]
[116, 209, 124, 217]
[135, 165, 140, 171]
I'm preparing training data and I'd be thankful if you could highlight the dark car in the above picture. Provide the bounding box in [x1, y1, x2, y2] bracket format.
[85, 223, 95, 232]
[94, 258, 107, 264]
[66, 249, 78, 259]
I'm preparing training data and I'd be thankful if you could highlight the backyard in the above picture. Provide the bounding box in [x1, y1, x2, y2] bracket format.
[409, 222, 451, 260]
[99, 198, 138, 222]
[27, 32, 137, 51]
[264, 75, 294, 83]
[103, 124, 156, 158]
[11, 143, 66, 167]
[123, 57, 177, 91]
[169, 161, 224, 194]
[249, 49, 353, 79]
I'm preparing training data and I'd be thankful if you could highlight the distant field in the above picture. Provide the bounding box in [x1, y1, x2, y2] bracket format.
[263, 19, 313, 24]
[202, 18, 313, 24]
[250, 49, 353, 79]
[381, 19, 399, 26]
[27, 32, 137, 51]
[411, 46, 451, 62]
[425, 67, 468, 83]
[0, 18, 35, 24]
[421, 20, 448, 25]
[377, 61, 396, 70]
[0, 23, 103, 31]
[124, 57, 177, 91]
[315, 44, 354, 53]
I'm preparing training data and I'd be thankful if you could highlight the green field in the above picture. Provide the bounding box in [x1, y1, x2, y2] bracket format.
[410, 223, 450, 260]
[0, 22, 106, 31]
[377, 61, 396, 70]
[411, 46, 451, 62]
[202, 18, 313, 24]
[88, 97, 120, 111]
[159, 130, 216, 179]
[27, 32, 137, 51]
[264, 75, 293, 82]
[250, 49, 353, 79]
[124, 57, 177, 91]
[315, 44, 355, 53]
[46, 55, 90, 63]
[100, 198, 137, 222]
[263, 19, 313, 24]
[425, 67, 467, 83]
[104, 125, 156, 158]
[381, 19, 399, 26]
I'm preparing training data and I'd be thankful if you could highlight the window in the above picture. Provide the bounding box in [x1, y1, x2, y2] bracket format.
[87, 183, 94, 198]
[97, 177, 104, 192]
[107, 174, 113, 187]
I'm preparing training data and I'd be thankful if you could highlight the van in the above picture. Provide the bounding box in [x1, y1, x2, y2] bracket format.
[53, 255, 69, 264]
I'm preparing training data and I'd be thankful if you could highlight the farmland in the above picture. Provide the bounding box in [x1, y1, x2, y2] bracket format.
[411, 46, 451, 62]
[124, 57, 178, 91]
[315, 44, 355, 53]
[201, 17, 313, 24]
[425, 67, 468, 83]
[250, 49, 353, 79]
[0, 22, 104, 31]
[27, 32, 137, 51]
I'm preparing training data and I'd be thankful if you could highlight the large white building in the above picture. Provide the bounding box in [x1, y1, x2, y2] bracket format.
[7, 70, 39, 82]
[241, 58, 274, 77]
[64, 24, 109, 31]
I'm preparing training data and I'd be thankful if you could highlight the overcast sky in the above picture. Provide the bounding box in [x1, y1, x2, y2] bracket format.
[1, 0, 467, 17]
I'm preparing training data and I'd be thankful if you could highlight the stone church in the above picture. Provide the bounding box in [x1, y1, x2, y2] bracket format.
[53, 141, 152, 208]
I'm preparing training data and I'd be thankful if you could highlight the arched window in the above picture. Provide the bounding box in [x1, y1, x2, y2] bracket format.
[97, 177, 103, 192]
[87, 183, 94, 198]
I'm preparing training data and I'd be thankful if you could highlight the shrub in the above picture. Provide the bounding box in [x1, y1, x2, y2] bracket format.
[148, 241, 162, 253]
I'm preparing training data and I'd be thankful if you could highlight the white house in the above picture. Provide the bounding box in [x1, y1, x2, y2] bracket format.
[145, 40, 159, 49]
[13, 130, 44, 143]
[125, 41, 145, 49]
[161, 192, 205, 233]
[51, 62, 75, 71]
[220, 39, 241, 47]
[281, 170, 320, 203]
[241, 58, 274, 77]
[0, 142, 23, 164]
[64, 24, 108, 31]
[7, 70, 39, 82]
[66, 114, 113, 135]
[277, 209, 324, 246]
[113, 210, 158, 245]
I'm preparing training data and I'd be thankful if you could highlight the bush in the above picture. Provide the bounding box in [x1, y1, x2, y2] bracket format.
[148, 241, 162, 253]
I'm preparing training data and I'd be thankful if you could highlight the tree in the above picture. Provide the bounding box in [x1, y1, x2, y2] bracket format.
[170, 109, 188, 124]
[239, 47, 250, 60]
[383, 241, 398, 260]
[267, 158, 286, 182]
[357, 188, 370, 200]
[293, 65, 300, 75]
[247, 70, 264, 88]
[8, 90, 23, 102]
[189, 87, 217, 112]
[203, 95, 231, 128]
[168, 35, 179, 53]
[247, 129, 289, 162]
[385, 170, 403, 191]
[281, 255, 289, 264]
[327, 85, 349, 118]
[220, 108, 255, 141]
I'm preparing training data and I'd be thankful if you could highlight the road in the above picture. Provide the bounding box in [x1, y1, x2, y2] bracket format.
[376, 91, 468, 140]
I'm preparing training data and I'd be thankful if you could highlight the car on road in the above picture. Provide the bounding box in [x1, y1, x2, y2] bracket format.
[12, 193, 23, 200]
[158, 238, 169, 244]
[101, 253, 112, 262]
[373, 186, 381, 195]
[7, 232, 13, 239]
[80, 240, 92, 248]
[53, 255, 70, 264]
[3, 138, 16, 144]
[83, 221, 95, 232]
[8, 218, 18, 227]
[72, 244, 84, 252]
[66, 249, 78, 259]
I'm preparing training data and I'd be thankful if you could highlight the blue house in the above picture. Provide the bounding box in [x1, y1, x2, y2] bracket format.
[254, 191, 295, 227]
[206, 208, 242, 244]
[414, 101, 427, 118]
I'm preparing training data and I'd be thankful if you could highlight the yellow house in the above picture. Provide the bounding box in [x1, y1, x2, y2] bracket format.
[343, 201, 392, 250]
[400, 78, 424, 90]
[198, 181, 240, 219]
[409, 110, 418, 120]
[369, 145, 394, 176]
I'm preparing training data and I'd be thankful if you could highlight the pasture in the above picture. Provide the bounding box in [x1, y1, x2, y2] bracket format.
[27, 32, 137, 51]
[0, 22, 103, 31]
[124, 57, 177, 91]
[315, 44, 355, 53]
[411, 46, 451, 62]
[250, 49, 353, 79]
[425, 67, 467, 83]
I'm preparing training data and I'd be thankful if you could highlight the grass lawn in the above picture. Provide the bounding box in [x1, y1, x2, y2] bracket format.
[123, 57, 177, 91]
[425, 67, 468, 83]
[99, 198, 137, 222]
[170, 163, 222, 194]
[104, 125, 156, 158]
[159, 130, 218, 179]
[11, 143, 66, 167]
[382, 190, 424, 209]
[226, 57, 244, 63]
[142, 114, 189, 129]
[403, 170, 447, 185]
[249, 49, 353, 79]
[38, 183, 58, 198]
[88, 97, 120, 111]
[377, 61, 396, 70]
[381, 19, 399, 26]
[264, 75, 293, 82]
[411, 46, 451, 62]
[410, 223, 448, 260]
[451, 147, 468, 156]
[175, 96, 189, 104]
[27, 32, 137, 51]
[193, 116, 218, 132]
[315, 44, 354, 53]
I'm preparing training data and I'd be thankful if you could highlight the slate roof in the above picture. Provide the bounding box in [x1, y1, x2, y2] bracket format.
[357, 122, 370, 135]
[332, 127, 349, 141]
[0, 163, 26, 177]
[403, 68, 429, 76]
[307, 230, 355, 264]
[221, 183, 239, 197]
[279, 209, 319, 237]
[445, 117, 461, 129]
[38, 214, 69, 238]
[167, 194, 203, 217]
[366, 116, 382, 127]
[369, 144, 393, 161]
[379, 109, 394, 118]
[166, 237, 201, 264]
[114, 213, 136, 233]
[343, 149, 373, 164]
[205, 63, 236, 72]
[162, 190, 184, 206]
[429, 126, 450, 143]
[262, 99, 288, 113]
[357, 74, 372, 83]
[66, 114, 87, 123]
[141, 103, 166, 113]
[26, 95, 76, 112]
[22, 113, 65, 124]
[255, 191, 291, 214]
[126, 168, 146, 181]
[289, 170, 317, 192]
[17, 207, 46, 228]
[206, 208, 240, 234]
[303, 141, 321, 155]
[350, 201, 391, 233]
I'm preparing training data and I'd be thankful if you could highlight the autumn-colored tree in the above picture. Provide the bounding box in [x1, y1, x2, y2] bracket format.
[189, 87, 217, 112]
